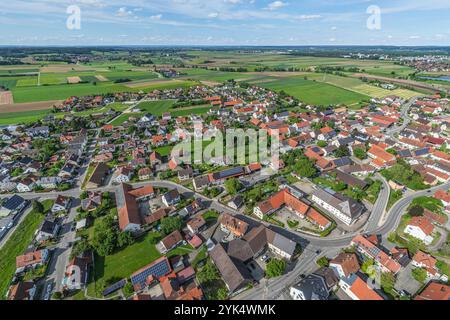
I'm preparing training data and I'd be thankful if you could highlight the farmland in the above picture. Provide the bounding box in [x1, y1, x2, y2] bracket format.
[256, 76, 370, 106]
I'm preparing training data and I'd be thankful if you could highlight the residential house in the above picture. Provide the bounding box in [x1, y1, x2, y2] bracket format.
[162, 189, 181, 207]
[339, 274, 384, 300]
[415, 282, 450, 300]
[312, 188, 364, 226]
[62, 256, 90, 290]
[36, 220, 60, 243]
[16, 249, 49, 273]
[85, 163, 109, 189]
[219, 213, 249, 238]
[157, 230, 184, 254]
[329, 253, 360, 279]
[7, 281, 36, 300]
[187, 216, 206, 234]
[404, 216, 434, 245]
[51, 195, 71, 214]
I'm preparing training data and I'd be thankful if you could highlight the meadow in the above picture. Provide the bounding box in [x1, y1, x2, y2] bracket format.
[257, 76, 370, 106]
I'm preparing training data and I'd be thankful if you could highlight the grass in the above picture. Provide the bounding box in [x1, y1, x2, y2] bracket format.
[0, 109, 53, 126]
[135, 100, 176, 115]
[387, 189, 403, 210]
[87, 231, 162, 297]
[0, 200, 53, 299]
[258, 76, 370, 106]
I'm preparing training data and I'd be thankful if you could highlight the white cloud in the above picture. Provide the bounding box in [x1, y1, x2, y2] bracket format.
[266, 1, 288, 11]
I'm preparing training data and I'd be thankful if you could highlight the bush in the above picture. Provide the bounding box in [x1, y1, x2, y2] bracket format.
[266, 258, 286, 279]
[411, 267, 427, 283]
[316, 256, 330, 268]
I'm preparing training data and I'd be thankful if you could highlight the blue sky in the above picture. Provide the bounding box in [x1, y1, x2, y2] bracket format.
[0, 0, 449, 46]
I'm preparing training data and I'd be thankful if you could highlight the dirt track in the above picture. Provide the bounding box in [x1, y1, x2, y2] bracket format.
[0, 100, 62, 114]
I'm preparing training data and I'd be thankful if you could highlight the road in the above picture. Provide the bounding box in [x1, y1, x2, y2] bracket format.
[364, 174, 390, 233]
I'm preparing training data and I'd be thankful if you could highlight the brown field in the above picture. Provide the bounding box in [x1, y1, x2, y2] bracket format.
[125, 79, 181, 88]
[40, 65, 93, 73]
[244, 71, 307, 78]
[0, 100, 62, 114]
[200, 80, 221, 86]
[95, 75, 109, 82]
[0, 91, 14, 105]
[67, 76, 82, 84]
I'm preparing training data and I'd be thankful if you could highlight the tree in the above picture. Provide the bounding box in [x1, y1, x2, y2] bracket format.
[216, 287, 229, 300]
[408, 205, 424, 217]
[32, 200, 44, 214]
[411, 267, 427, 283]
[336, 145, 350, 158]
[91, 215, 118, 256]
[160, 216, 183, 235]
[316, 256, 330, 268]
[380, 272, 396, 296]
[224, 178, 243, 196]
[294, 157, 317, 178]
[354, 147, 367, 160]
[52, 292, 63, 300]
[118, 231, 135, 248]
[197, 261, 220, 283]
[317, 140, 328, 148]
[266, 258, 286, 278]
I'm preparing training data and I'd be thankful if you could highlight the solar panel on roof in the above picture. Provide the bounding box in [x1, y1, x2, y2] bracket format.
[3, 195, 25, 210]
[130, 258, 171, 288]
[217, 167, 244, 179]
[102, 279, 126, 296]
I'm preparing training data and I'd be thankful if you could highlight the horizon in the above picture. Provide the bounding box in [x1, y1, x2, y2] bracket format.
[1, 0, 449, 46]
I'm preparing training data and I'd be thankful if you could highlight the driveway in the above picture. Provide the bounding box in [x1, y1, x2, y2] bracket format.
[394, 264, 421, 296]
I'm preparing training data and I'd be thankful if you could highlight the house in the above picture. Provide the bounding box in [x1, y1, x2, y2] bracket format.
[311, 188, 364, 226]
[178, 167, 193, 181]
[219, 213, 249, 238]
[329, 253, 360, 279]
[7, 281, 36, 300]
[16, 249, 49, 272]
[0, 195, 27, 217]
[228, 195, 244, 210]
[37, 176, 62, 189]
[290, 273, 333, 301]
[253, 188, 309, 219]
[113, 166, 133, 184]
[351, 235, 401, 274]
[210, 243, 253, 294]
[51, 195, 71, 214]
[62, 256, 90, 290]
[415, 282, 450, 300]
[162, 189, 181, 207]
[178, 199, 204, 218]
[193, 175, 210, 192]
[138, 167, 152, 181]
[434, 190, 450, 208]
[81, 192, 102, 212]
[86, 163, 109, 189]
[339, 274, 384, 300]
[187, 216, 206, 234]
[130, 257, 172, 291]
[116, 183, 146, 232]
[412, 251, 443, 280]
[144, 207, 174, 225]
[404, 216, 434, 245]
[150, 151, 164, 166]
[16, 177, 36, 193]
[157, 230, 184, 254]
[36, 220, 60, 242]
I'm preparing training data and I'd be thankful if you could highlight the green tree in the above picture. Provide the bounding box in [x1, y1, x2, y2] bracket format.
[266, 258, 286, 278]
[197, 261, 220, 283]
[160, 216, 183, 235]
[118, 231, 135, 248]
[224, 178, 243, 196]
[316, 256, 330, 268]
[294, 157, 317, 178]
[336, 145, 350, 158]
[353, 147, 367, 160]
[411, 267, 427, 283]
[408, 205, 424, 217]
[380, 272, 396, 296]
[216, 287, 229, 300]
[32, 200, 44, 214]
[317, 140, 328, 148]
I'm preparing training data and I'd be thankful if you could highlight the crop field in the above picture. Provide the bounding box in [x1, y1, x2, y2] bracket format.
[0, 109, 53, 126]
[256, 76, 370, 106]
[136, 100, 176, 115]
[305, 73, 419, 99]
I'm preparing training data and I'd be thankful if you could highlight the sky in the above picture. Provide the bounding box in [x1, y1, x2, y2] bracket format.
[0, 0, 449, 46]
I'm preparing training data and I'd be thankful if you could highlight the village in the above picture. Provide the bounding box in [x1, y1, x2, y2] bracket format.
[1, 80, 449, 301]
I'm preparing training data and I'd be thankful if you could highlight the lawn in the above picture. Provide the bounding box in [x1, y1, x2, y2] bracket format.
[87, 231, 162, 297]
[259, 76, 370, 106]
[0, 200, 53, 299]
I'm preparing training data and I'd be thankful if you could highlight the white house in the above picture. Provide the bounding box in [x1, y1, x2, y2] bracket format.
[51, 195, 71, 214]
[403, 216, 434, 245]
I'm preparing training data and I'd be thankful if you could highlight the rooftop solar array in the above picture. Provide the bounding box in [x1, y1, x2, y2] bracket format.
[102, 279, 127, 296]
[2, 195, 25, 211]
[214, 166, 245, 180]
[130, 257, 172, 288]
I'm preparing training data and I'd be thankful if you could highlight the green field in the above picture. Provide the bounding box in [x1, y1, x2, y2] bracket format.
[257, 76, 370, 106]
[0, 109, 53, 126]
[136, 100, 176, 115]
[0, 200, 53, 299]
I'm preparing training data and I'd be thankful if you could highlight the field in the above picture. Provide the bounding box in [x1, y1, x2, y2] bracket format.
[256, 76, 370, 106]
[0, 100, 61, 114]
[0, 109, 54, 126]
[0, 91, 13, 104]
[0, 200, 53, 299]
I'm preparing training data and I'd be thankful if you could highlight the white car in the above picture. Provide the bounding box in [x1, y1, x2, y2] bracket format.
[260, 255, 268, 262]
